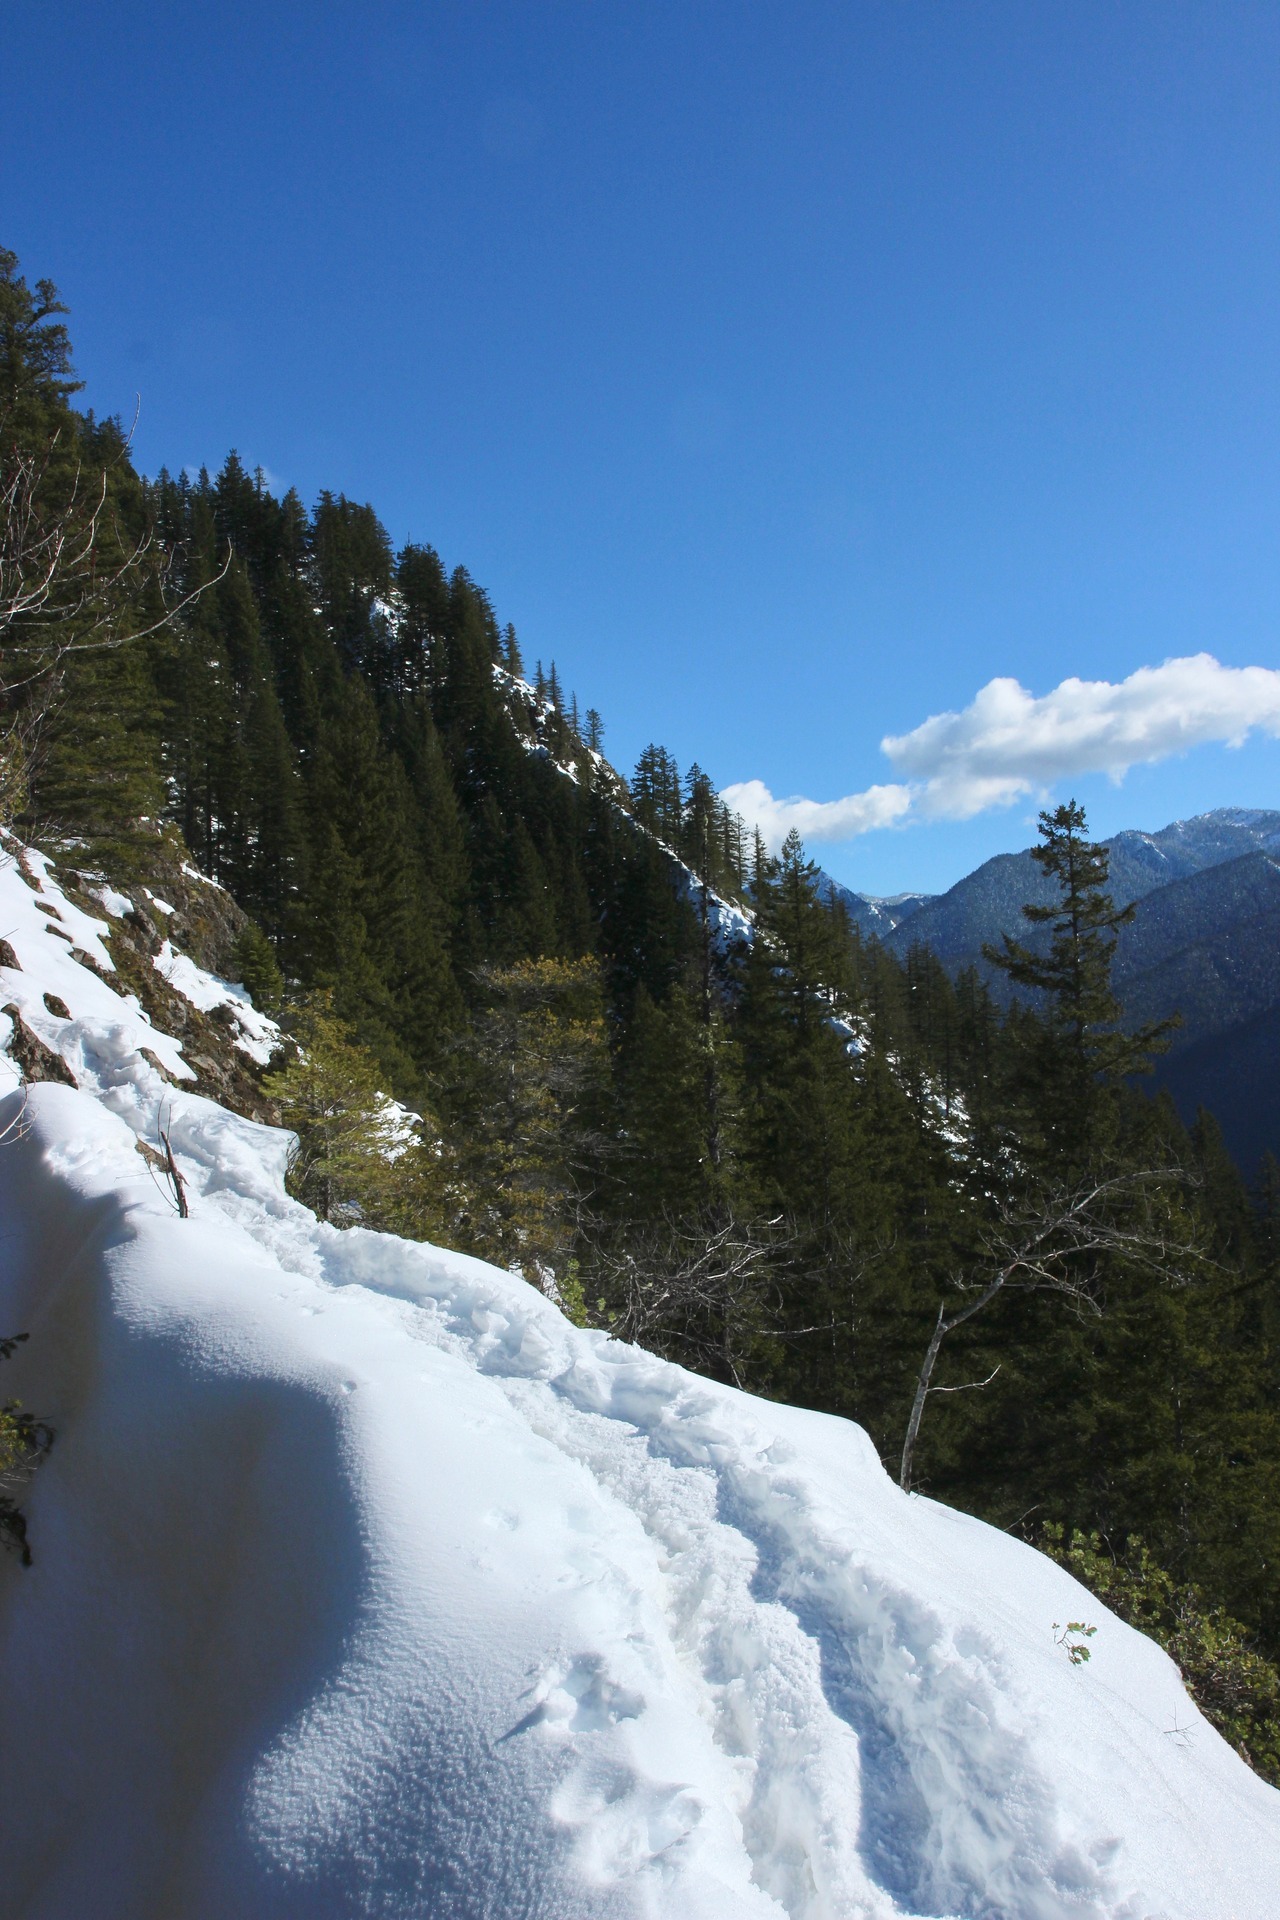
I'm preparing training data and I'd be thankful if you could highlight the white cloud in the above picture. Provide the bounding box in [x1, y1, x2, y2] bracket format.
[724, 654, 1280, 850]
[882, 653, 1280, 817]
[720, 778, 913, 849]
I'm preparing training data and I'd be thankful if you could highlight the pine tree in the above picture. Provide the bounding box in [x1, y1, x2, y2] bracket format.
[631, 744, 682, 843]
[0, 244, 82, 437]
[615, 985, 724, 1220]
[1, 256, 176, 833]
[309, 492, 394, 676]
[395, 543, 450, 698]
[984, 800, 1174, 1160]
[230, 919, 284, 1012]
[301, 674, 458, 1076]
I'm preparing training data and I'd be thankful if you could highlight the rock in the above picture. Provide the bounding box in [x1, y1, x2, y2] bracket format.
[69, 948, 113, 983]
[139, 1048, 180, 1085]
[2, 1005, 77, 1087]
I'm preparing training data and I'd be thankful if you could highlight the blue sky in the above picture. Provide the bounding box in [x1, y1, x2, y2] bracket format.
[4, 1, 1280, 894]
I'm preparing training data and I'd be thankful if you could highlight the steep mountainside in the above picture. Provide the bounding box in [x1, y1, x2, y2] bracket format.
[1116, 851, 1280, 1016]
[5, 242, 1280, 1909]
[1115, 853, 1280, 1167]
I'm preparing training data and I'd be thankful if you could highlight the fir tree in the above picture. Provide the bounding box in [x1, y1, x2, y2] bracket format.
[984, 800, 1174, 1159]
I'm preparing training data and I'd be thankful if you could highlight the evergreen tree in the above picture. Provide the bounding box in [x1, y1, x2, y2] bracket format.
[632, 744, 682, 843]
[0, 244, 82, 436]
[984, 801, 1174, 1160]
[614, 985, 723, 1220]
[264, 992, 407, 1224]
[301, 674, 458, 1076]
[440, 958, 609, 1283]
[309, 491, 394, 676]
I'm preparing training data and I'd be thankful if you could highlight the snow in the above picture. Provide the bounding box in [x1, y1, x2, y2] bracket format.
[0, 842, 1278, 1918]
[0, 847, 191, 1093]
[153, 938, 282, 1066]
[374, 1092, 423, 1161]
[91, 881, 136, 921]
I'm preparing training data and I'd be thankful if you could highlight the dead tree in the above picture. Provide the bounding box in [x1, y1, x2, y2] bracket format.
[0, 413, 226, 666]
[0, 413, 225, 816]
[588, 1211, 799, 1388]
[899, 1170, 1199, 1492]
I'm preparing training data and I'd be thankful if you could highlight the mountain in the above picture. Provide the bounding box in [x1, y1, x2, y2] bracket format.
[818, 873, 934, 938]
[881, 807, 1280, 975]
[3, 836, 1278, 1916]
[876, 810, 1280, 1170]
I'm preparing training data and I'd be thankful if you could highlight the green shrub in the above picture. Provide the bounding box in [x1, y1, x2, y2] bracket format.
[0, 1334, 52, 1566]
[1042, 1523, 1280, 1784]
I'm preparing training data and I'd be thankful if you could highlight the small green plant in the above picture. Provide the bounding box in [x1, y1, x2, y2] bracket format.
[549, 1256, 590, 1328]
[1053, 1619, 1098, 1665]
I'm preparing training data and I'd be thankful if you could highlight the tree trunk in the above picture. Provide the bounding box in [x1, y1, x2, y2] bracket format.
[900, 1305, 946, 1491]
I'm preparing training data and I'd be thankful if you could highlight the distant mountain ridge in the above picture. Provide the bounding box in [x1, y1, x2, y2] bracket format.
[824, 809, 1280, 1172]
[877, 807, 1280, 972]
[818, 877, 935, 939]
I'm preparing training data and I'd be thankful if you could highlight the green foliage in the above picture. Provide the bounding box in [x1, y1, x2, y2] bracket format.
[614, 984, 726, 1219]
[439, 957, 610, 1285]
[984, 801, 1175, 1160]
[2, 251, 198, 840]
[1042, 1525, 1280, 1784]
[263, 992, 440, 1228]
[0, 244, 81, 433]
[1052, 1619, 1097, 1665]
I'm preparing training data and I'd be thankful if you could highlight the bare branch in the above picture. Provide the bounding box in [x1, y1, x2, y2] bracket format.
[0, 408, 228, 820]
[899, 1169, 1206, 1492]
[586, 1209, 798, 1387]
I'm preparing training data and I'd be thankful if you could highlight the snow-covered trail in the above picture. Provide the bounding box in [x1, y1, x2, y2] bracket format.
[0, 848, 1277, 1919]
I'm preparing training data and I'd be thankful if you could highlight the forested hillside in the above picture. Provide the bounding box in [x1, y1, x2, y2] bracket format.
[5, 244, 1280, 1776]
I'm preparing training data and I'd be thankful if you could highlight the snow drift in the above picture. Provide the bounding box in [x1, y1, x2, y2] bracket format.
[0, 844, 1277, 1919]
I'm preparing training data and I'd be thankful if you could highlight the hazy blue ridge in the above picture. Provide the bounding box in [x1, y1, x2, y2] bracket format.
[879, 808, 1280, 975]
[848, 809, 1280, 1172]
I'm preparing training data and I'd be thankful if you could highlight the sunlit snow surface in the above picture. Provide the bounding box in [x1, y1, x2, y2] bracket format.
[152, 935, 282, 1065]
[0, 845, 1277, 1918]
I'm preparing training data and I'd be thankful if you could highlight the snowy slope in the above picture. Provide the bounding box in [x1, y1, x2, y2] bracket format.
[0, 843, 1278, 1920]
